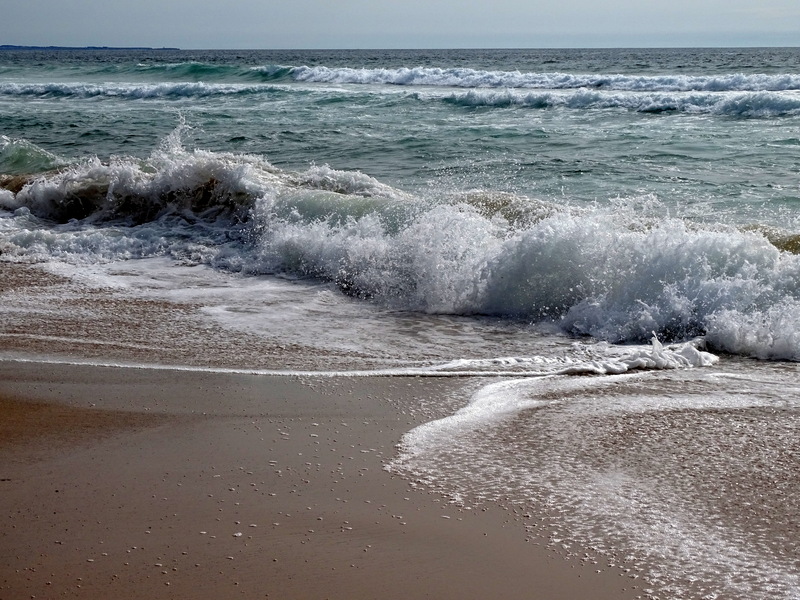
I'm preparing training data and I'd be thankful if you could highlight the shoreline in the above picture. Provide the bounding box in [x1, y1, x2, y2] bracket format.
[0, 359, 640, 599]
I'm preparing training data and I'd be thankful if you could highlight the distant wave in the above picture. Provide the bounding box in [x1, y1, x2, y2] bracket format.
[290, 66, 800, 93]
[136, 61, 255, 80]
[2, 80, 798, 118]
[0, 81, 287, 100]
[35, 61, 296, 83]
[133, 62, 294, 82]
[445, 89, 800, 117]
[9, 61, 799, 94]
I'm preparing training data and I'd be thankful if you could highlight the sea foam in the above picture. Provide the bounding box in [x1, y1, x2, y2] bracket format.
[390, 359, 800, 600]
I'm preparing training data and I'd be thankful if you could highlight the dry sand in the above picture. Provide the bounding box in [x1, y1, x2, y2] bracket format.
[0, 360, 640, 600]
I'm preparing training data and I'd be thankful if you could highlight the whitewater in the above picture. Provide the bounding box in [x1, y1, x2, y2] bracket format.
[2, 46, 800, 599]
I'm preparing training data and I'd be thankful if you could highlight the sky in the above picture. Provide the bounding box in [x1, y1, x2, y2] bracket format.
[1, 0, 799, 49]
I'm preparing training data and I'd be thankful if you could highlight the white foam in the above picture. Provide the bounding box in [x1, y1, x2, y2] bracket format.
[0, 188, 14, 209]
[391, 357, 800, 600]
[395, 335, 716, 458]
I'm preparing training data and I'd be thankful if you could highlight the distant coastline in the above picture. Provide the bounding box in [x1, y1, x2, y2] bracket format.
[0, 45, 180, 51]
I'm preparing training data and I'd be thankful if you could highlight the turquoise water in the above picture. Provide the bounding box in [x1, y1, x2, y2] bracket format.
[2, 48, 800, 221]
[3, 48, 800, 599]
[3, 48, 800, 354]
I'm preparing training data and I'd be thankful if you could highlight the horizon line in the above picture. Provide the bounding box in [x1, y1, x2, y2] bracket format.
[2, 43, 799, 52]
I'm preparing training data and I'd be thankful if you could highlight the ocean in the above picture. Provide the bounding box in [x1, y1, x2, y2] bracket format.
[2, 47, 800, 598]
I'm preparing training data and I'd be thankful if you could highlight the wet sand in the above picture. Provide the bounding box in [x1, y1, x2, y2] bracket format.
[0, 360, 640, 600]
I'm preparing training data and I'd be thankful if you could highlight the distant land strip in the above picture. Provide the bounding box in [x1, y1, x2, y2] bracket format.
[0, 45, 180, 51]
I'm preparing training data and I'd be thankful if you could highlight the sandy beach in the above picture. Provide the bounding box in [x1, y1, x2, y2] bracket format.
[0, 359, 641, 600]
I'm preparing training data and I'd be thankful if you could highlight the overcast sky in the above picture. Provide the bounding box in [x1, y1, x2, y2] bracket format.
[2, 0, 798, 49]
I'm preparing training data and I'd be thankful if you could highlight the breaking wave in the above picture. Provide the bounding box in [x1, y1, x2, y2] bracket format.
[2, 134, 800, 360]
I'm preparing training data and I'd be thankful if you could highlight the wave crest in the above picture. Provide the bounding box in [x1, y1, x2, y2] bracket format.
[0, 136, 63, 175]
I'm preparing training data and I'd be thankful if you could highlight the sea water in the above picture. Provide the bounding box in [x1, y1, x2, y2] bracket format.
[2, 47, 800, 598]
